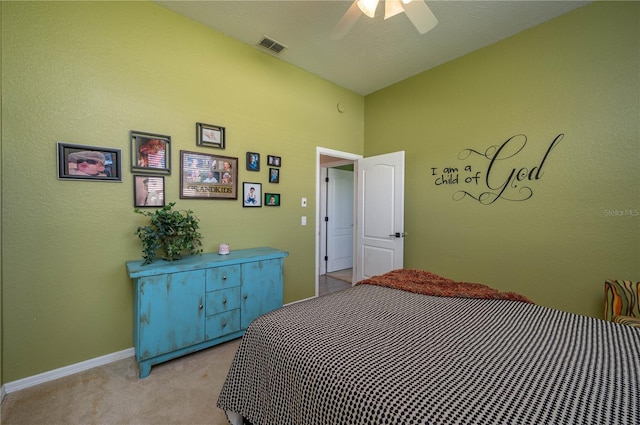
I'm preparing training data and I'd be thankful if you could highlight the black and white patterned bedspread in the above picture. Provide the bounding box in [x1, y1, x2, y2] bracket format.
[217, 285, 640, 424]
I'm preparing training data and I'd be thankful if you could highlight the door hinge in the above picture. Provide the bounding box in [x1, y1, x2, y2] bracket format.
[325, 177, 329, 182]
[324, 255, 328, 261]
[324, 216, 329, 222]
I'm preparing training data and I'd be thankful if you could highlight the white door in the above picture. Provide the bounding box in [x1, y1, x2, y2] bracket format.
[326, 168, 354, 272]
[355, 151, 405, 282]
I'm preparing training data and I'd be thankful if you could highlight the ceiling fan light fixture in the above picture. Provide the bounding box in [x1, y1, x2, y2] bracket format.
[384, 0, 404, 20]
[357, 0, 380, 18]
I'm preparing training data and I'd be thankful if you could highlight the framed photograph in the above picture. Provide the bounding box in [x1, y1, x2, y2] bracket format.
[180, 150, 238, 200]
[57, 142, 122, 182]
[243, 182, 262, 207]
[130, 130, 171, 175]
[265, 193, 280, 206]
[196, 122, 225, 149]
[269, 168, 280, 183]
[267, 155, 281, 167]
[246, 152, 260, 171]
[134, 175, 165, 207]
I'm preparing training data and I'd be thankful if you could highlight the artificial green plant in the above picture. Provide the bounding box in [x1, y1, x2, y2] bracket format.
[134, 202, 203, 265]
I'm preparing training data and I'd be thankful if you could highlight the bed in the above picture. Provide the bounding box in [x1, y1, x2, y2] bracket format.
[217, 269, 640, 425]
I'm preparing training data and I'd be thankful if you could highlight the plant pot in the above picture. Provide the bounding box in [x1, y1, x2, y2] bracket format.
[162, 235, 184, 261]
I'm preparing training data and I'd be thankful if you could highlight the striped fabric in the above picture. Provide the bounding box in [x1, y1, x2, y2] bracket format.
[614, 315, 640, 327]
[604, 279, 639, 328]
[218, 284, 640, 425]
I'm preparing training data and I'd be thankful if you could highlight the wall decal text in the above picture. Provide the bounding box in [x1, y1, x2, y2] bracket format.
[431, 134, 563, 205]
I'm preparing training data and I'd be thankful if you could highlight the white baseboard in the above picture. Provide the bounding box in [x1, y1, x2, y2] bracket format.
[285, 296, 316, 306]
[4, 347, 135, 395]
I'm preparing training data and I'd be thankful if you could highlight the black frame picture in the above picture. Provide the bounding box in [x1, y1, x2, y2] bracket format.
[134, 175, 165, 207]
[265, 193, 280, 206]
[246, 152, 260, 171]
[269, 168, 280, 183]
[243, 182, 262, 207]
[267, 155, 281, 167]
[196, 122, 225, 149]
[130, 130, 171, 175]
[57, 142, 122, 182]
[180, 150, 238, 200]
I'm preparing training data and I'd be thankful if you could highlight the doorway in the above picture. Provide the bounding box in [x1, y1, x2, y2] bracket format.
[322, 167, 354, 271]
[315, 147, 362, 296]
[315, 147, 406, 296]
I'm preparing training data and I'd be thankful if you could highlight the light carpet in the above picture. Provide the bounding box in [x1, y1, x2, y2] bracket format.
[1, 338, 241, 425]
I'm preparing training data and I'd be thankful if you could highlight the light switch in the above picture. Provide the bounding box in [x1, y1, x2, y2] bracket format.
[301, 198, 307, 207]
[301, 216, 307, 226]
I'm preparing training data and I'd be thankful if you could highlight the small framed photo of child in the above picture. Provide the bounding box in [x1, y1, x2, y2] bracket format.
[246, 152, 260, 171]
[267, 155, 281, 167]
[243, 182, 262, 207]
[130, 130, 171, 175]
[57, 142, 122, 182]
[196, 122, 225, 149]
[269, 168, 280, 183]
[134, 175, 165, 207]
[265, 193, 280, 206]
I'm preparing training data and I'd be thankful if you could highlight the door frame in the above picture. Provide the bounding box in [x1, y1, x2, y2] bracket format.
[315, 147, 362, 296]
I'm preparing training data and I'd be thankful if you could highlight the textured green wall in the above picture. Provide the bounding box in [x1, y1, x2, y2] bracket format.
[365, 1, 639, 318]
[1, 1, 363, 382]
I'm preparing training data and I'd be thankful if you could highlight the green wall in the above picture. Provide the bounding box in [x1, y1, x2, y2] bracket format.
[366, 1, 639, 318]
[1, 1, 363, 382]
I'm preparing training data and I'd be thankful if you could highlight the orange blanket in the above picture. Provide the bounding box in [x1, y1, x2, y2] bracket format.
[357, 269, 534, 304]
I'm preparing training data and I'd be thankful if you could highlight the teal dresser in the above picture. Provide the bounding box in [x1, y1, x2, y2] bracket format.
[127, 247, 288, 378]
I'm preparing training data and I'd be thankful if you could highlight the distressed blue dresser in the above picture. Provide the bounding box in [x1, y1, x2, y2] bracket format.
[126, 247, 288, 378]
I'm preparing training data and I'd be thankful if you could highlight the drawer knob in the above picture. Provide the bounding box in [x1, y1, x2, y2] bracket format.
[222, 275, 227, 280]
[221, 322, 227, 328]
[243, 294, 248, 300]
[222, 298, 227, 305]
[199, 304, 203, 310]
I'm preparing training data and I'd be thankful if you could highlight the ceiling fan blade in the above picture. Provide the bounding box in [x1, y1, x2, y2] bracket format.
[403, 0, 438, 34]
[330, 1, 361, 40]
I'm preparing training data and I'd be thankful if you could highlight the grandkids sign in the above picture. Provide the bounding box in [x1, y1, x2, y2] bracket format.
[431, 134, 563, 205]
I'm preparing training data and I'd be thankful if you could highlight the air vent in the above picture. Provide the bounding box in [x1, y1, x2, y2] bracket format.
[258, 36, 287, 54]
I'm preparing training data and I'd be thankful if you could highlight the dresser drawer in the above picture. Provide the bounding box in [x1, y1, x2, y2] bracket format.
[206, 287, 241, 315]
[206, 265, 241, 291]
[206, 309, 240, 339]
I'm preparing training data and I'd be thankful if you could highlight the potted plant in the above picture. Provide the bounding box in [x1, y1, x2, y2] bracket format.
[134, 202, 203, 265]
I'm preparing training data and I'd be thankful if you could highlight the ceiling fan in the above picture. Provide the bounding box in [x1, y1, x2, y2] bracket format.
[331, 0, 438, 40]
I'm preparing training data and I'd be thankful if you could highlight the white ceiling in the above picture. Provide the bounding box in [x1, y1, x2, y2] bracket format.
[155, 0, 591, 95]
